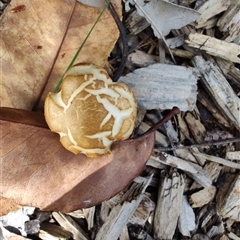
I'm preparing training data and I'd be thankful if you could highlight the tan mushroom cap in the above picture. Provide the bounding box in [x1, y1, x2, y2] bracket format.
[44, 63, 137, 157]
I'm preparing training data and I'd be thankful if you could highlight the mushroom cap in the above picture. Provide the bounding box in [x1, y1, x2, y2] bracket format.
[44, 63, 137, 157]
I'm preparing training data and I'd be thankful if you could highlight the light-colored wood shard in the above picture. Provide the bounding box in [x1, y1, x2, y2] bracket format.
[153, 170, 185, 240]
[215, 58, 240, 88]
[38, 223, 72, 240]
[217, 0, 240, 43]
[186, 33, 240, 63]
[193, 152, 240, 169]
[226, 151, 240, 161]
[190, 185, 217, 208]
[227, 232, 240, 240]
[119, 63, 198, 111]
[185, 111, 207, 144]
[190, 162, 223, 191]
[195, 0, 231, 26]
[95, 176, 152, 240]
[192, 55, 240, 131]
[216, 173, 240, 221]
[152, 153, 211, 188]
[129, 194, 155, 226]
[125, 10, 150, 35]
[139, 122, 169, 147]
[128, 50, 158, 67]
[82, 207, 95, 231]
[52, 212, 89, 240]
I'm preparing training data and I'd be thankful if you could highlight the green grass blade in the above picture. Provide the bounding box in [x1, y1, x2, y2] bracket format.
[53, 0, 112, 93]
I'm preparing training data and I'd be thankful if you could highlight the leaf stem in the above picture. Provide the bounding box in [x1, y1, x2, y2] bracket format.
[53, 0, 112, 93]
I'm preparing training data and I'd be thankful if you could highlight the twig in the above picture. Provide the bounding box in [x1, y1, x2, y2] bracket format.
[154, 137, 240, 152]
[107, 1, 129, 82]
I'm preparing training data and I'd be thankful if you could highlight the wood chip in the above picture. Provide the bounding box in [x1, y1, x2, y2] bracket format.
[192, 55, 240, 131]
[129, 194, 155, 226]
[190, 162, 223, 191]
[128, 50, 158, 67]
[119, 63, 198, 111]
[152, 153, 212, 188]
[197, 88, 230, 129]
[185, 111, 207, 144]
[189, 185, 217, 208]
[195, 0, 231, 26]
[95, 176, 152, 240]
[192, 152, 240, 169]
[217, 1, 240, 43]
[38, 223, 72, 240]
[187, 33, 240, 63]
[52, 212, 89, 240]
[153, 170, 185, 239]
[139, 122, 169, 147]
[226, 151, 240, 161]
[216, 173, 240, 221]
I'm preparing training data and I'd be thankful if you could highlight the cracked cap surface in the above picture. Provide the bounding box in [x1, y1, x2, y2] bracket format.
[44, 63, 137, 157]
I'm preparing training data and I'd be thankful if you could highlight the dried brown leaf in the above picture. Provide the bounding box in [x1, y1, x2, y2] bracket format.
[1, 0, 121, 110]
[0, 107, 179, 215]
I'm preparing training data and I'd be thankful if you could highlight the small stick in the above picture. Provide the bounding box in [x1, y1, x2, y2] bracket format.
[107, 1, 129, 82]
[154, 137, 240, 152]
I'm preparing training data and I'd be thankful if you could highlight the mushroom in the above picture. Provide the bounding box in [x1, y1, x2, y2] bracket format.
[44, 63, 137, 157]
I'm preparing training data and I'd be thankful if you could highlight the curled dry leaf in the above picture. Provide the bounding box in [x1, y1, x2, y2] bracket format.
[0, 107, 179, 215]
[44, 64, 137, 157]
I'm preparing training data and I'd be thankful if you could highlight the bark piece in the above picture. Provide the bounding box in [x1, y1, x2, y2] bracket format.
[187, 33, 240, 63]
[192, 55, 240, 131]
[216, 173, 240, 221]
[153, 170, 185, 240]
[95, 177, 152, 240]
[119, 63, 198, 111]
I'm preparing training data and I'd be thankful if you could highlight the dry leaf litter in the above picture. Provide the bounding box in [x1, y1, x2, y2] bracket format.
[0, 0, 240, 239]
